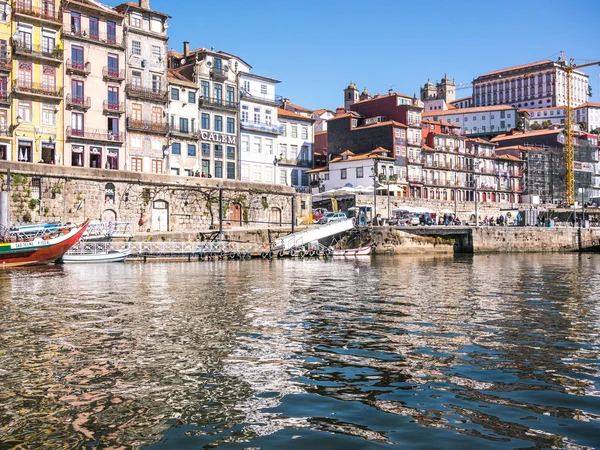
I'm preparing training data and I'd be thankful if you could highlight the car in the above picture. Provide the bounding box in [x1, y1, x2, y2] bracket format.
[418, 213, 434, 226]
[312, 208, 329, 222]
[317, 212, 347, 224]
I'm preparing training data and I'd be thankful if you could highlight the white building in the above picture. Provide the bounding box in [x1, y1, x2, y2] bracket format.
[312, 108, 335, 132]
[575, 102, 600, 133]
[522, 105, 566, 128]
[307, 148, 395, 194]
[167, 69, 200, 176]
[472, 58, 589, 109]
[423, 105, 521, 137]
[276, 108, 314, 191]
[239, 72, 283, 184]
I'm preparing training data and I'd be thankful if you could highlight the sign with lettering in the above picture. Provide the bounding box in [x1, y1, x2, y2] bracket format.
[200, 131, 236, 145]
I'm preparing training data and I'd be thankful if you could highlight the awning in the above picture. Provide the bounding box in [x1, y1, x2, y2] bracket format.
[90, 147, 102, 154]
[71, 146, 83, 153]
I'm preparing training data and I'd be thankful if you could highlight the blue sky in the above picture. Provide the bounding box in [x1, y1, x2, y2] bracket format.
[105, 0, 600, 111]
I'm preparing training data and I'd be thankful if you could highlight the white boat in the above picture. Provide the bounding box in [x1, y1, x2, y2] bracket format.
[60, 241, 131, 264]
[333, 245, 372, 257]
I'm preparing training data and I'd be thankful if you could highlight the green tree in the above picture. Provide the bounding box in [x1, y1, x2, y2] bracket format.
[530, 122, 542, 130]
[541, 120, 552, 129]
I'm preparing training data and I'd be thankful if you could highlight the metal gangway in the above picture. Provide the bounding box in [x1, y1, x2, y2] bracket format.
[273, 218, 355, 251]
[83, 221, 135, 240]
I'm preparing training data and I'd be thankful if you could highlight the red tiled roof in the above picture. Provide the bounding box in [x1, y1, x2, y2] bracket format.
[496, 154, 523, 161]
[490, 128, 562, 142]
[277, 108, 315, 122]
[481, 60, 552, 77]
[167, 69, 197, 88]
[467, 137, 497, 146]
[330, 147, 394, 164]
[576, 102, 600, 109]
[284, 102, 312, 113]
[357, 120, 407, 130]
[422, 119, 460, 128]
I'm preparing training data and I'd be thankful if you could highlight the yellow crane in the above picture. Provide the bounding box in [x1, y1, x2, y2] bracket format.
[559, 57, 600, 205]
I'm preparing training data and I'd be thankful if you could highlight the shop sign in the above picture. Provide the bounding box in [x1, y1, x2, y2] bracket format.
[200, 131, 236, 145]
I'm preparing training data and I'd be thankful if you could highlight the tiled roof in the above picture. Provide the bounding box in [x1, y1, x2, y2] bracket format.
[306, 166, 328, 174]
[351, 92, 412, 105]
[480, 60, 552, 77]
[115, 2, 171, 18]
[277, 108, 315, 122]
[576, 102, 600, 109]
[167, 69, 197, 88]
[284, 102, 312, 113]
[314, 130, 327, 136]
[423, 104, 515, 117]
[68, 0, 124, 17]
[496, 154, 523, 161]
[422, 119, 460, 128]
[467, 137, 497, 146]
[490, 128, 562, 142]
[357, 120, 407, 130]
[330, 147, 394, 164]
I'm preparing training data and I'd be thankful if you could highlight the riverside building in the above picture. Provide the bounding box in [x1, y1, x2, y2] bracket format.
[0, 0, 10, 161]
[277, 104, 314, 190]
[62, 0, 125, 169]
[11, 0, 63, 164]
[115, 0, 169, 174]
[239, 71, 283, 184]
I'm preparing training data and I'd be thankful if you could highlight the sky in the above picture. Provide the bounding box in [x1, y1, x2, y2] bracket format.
[104, 0, 600, 111]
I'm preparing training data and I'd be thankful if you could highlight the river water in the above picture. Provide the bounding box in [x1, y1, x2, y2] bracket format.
[0, 254, 599, 449]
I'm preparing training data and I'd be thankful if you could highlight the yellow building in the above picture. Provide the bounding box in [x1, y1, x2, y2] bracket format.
[0, 1, 11, 159]
[10, 0, 63, 164]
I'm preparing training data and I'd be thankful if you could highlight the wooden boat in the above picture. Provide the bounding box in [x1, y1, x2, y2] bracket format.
[333, 245, 372, 257]
[0, 219, 91, 268]
[60, 247, 131, 263]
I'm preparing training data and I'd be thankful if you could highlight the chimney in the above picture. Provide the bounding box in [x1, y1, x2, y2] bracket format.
[388, 89, 393, 96]
[139, 0, 149, 9]
[335, 107, 345, 116]
[183, 41, 189, 58]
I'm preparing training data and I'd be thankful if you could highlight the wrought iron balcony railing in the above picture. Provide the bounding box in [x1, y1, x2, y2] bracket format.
[199, 96, 238, 111]
[62, 28, 124, 48]
[12, 81, 62, 98]
[127, 119, 169, 134]
[240, 120, 284, 134]
[103, 67, 125, 81]
[240, 91, 283, 104]
[13, 0, 60, 23]
[67, 126, 124, 143]
[66, 94, 91, 109]
[125, 84, 167, 102]
[103, 100, 125, 114]
[13, 41, 63, 61]
[66, 59, 91, 75]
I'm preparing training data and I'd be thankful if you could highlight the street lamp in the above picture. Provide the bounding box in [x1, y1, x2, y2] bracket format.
[273, 154, 282, 184]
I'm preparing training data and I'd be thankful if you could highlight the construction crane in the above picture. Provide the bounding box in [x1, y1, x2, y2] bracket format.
[559, 55, 600, 205]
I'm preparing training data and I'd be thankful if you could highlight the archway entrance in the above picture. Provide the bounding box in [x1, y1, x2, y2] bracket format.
[152, 200, 169, 232]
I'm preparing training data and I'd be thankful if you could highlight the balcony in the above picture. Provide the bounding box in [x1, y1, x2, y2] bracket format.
[407, 157, 424, 165]
[0, 53, 11, 72]
[12, 81, 62, 100]
[66, 127, 124, 143]
[199, 96, 238, 111]
[62, 28, 125, 49]
[127, 119, 168, 134]
[0, 92, 9, 106]
[210, 67, 228, 81]
[66, 59, 91, 76]
[407, 174, 424, 183]
[103, 67, 125, 82]
[240, 91, 283, 105]
[103, 100, 125, 114]
[66, 94, 91, 110]
[240, 120, 284, 135]
[279, 157, 312, 168]
[12, 41, 63, 63]
[125, 84, 167, 102]
[169, 125, 199, 139]
[13, 1, 61, 25]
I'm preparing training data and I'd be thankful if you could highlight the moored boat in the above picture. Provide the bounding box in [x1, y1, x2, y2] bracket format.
[60, 247, 131, 264]
[0, 219, 91, 267]
[333, 245, 373, 257]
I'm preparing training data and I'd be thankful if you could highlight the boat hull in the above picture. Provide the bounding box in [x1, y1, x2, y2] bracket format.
[0, 220, 90, 268]
[60, 249, 130, 263]
[333, 245, 372, 257]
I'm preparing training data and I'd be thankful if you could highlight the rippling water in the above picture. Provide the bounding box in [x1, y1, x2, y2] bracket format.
[1, 254, 600, 449]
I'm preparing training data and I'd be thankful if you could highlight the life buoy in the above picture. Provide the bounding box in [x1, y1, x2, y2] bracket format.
[277, 250, 285, 258]
[299, 250, 306, 258]
[289, 249, 296, 257]
[308, 249, 316, 257]
[326, 247, 334, 256]
[261, 242, 269, 249]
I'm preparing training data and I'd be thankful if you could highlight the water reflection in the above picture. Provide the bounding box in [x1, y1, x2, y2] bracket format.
[0, 255, 599, 449]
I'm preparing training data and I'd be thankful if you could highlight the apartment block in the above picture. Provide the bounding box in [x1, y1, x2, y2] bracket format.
[62, 0, 126, 169]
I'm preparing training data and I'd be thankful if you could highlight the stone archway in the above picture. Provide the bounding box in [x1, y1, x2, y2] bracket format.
[270, 207, 282, 226]
[102, 209, 117, 223]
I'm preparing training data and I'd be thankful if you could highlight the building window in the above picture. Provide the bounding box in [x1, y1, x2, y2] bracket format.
[201, 143, 210, 157]
[254, 107, 260, 124]
[214, 115, 223, 132]
[132, 157, 142, 172]
[227, 86, 235, 105]
[108, 86, 119, 106]
[188, 144, 196, 156]
[42, 104, 55, 126]
[70, 11, 81, 34]
[356, 167, 363, 178]
[42, 66, 56, 92]
[341, 168, 347, 179]
[106, 21, 116, 44]
[131, 40, 141, 56]
[253, 136, 261, 153]
[152, 74, 161, 93]
[227, 117, 235, 133]
[242, 135, 249, 152]
[152, 45, 161, 60]
[227, 162, 235, 179]
[201, 81, 209, 98]
[260, 84, 267, 95]
[301, 126, 308, 139]
[214, 145, 223, 159]
[71, 145, 84, 166]
[265, 138, 273, 155]
[215, 160, 223, 178]
[151, 159, 162, 174]
[188, 91, 196, 103]
[291, 125, 298, 138]
[172, 142, 181, 155]
[179, 118, 189, 133]
[241, 105, 249, 122]
[171, 87, 179, 100]
[227, 146, 235, 160]
[201, 113, 210, 130]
